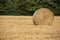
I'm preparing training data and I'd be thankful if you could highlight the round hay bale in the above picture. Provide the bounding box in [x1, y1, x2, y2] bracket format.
[33, 8, 54, 25]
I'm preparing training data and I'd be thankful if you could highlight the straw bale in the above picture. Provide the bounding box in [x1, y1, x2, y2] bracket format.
[33, 8, 54, 25]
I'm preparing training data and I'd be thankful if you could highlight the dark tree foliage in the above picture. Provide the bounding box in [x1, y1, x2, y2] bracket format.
[0, 0, 60, 16]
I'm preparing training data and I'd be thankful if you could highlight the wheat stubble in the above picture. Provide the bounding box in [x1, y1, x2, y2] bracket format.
[0, 25, 60, 40]
[0, 16, 60, 40]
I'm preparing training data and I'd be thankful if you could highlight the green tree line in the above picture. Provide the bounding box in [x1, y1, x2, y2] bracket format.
[0, 0, 60, 16]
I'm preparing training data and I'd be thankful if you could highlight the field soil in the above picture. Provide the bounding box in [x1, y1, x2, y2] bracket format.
[0, 16, 60, 40]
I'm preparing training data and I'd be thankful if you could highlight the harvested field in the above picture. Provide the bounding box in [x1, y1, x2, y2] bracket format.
[0, 16, 60, 40]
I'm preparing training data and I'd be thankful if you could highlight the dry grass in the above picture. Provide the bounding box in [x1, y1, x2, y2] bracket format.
[0, 16, 60, 40]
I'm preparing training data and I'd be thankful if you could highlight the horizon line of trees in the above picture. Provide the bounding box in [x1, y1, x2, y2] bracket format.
[0, 0, 60, 16]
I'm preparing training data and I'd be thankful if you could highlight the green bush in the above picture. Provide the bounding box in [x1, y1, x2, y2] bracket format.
[0, 0, 60, 16]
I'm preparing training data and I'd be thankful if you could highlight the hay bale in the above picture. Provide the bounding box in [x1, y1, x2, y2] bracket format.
[33, 8, 54, 25]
